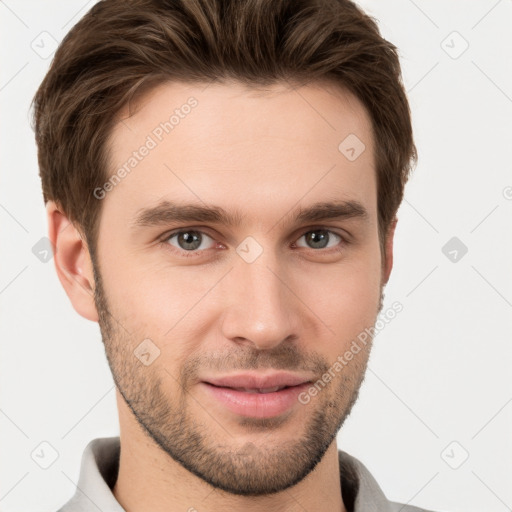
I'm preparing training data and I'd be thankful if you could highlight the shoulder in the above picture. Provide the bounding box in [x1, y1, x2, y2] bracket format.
[388, 501, 443, 512]
[338, 449, 447, 512]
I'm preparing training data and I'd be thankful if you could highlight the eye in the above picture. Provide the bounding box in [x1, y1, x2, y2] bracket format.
[161, 227, 347, 259]
[294, 229, 344, 251]
[164, 229, 217, 256]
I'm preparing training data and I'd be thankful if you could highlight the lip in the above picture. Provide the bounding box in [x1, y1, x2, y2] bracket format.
[199, 372, 314, 418]
[202, 371, 313, 390]
[200, 381, 311, 418]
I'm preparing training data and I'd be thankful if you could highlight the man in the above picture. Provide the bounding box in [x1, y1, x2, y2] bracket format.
[32, 0, 437, 510]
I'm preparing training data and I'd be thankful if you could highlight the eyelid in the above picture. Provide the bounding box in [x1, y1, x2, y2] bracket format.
[160, 225, 218, 240]
[290, 224, 351, 243]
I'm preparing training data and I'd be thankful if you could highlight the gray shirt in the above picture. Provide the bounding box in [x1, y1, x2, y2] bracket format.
[57, 437, 438, 512]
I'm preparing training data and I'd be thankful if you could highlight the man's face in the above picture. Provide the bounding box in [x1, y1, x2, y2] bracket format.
[92, 80, 387, 495]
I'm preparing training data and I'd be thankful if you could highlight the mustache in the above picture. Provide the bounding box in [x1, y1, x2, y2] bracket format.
[180, 344, 330, 383]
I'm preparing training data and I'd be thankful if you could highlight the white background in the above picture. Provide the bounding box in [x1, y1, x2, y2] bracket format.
[1, 1, 511, 511]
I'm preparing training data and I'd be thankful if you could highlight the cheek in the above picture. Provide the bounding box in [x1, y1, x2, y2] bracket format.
[99, 252, 222, 356]
[295, 252, 382, 346]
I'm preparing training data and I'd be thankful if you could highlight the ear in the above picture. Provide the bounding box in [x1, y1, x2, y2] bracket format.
[382, 217, 397, 286]
[46, 201, 99, 322]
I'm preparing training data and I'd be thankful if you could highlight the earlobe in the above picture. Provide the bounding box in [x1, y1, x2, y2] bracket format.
[46, 201, 99, 322]
[382, 217, 397, 286]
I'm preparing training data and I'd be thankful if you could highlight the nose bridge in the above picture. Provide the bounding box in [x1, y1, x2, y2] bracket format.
[220, 247, 297, 349]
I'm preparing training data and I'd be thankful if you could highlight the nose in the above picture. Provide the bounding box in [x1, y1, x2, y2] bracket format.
[219, 252, 301, 351]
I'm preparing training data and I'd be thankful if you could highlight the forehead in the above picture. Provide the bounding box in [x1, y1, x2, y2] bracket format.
[103, 80, 377, 228]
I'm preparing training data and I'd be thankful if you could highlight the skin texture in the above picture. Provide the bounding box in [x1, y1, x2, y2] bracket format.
[47, 80, 396, 512]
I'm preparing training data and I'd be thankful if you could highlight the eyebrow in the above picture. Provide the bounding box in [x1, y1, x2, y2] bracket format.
[131, 199, 369, 230]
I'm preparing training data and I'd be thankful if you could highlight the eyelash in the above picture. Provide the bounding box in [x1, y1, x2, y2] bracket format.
[159, 227, 349, 259]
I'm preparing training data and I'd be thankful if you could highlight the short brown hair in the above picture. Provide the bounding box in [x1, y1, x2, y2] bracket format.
[32, 0, 417, 258]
